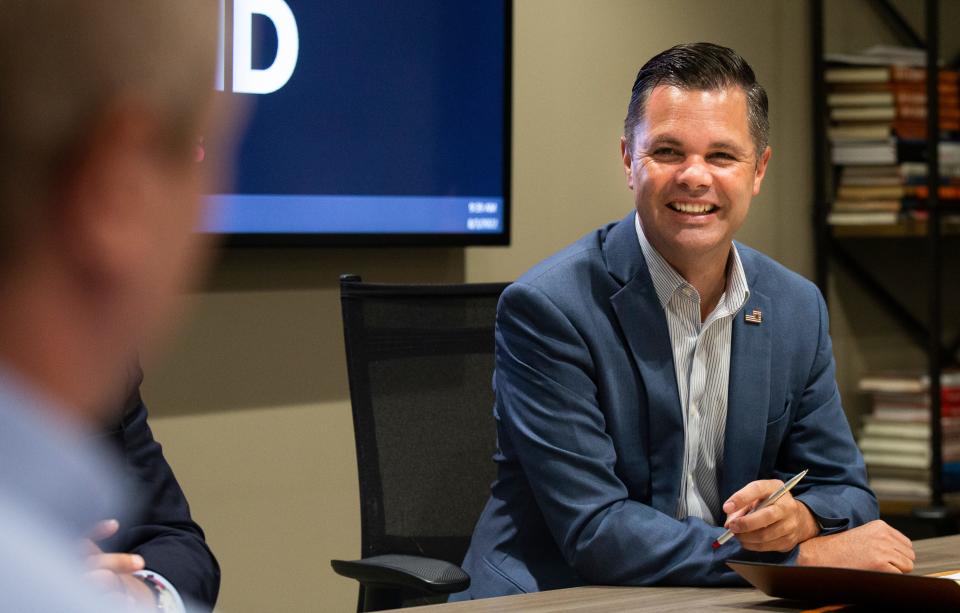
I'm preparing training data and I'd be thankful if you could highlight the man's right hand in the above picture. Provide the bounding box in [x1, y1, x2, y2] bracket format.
[796, 520, 915, 573]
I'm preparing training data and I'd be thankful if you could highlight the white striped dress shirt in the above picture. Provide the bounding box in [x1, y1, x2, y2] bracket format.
[634, 214, 750, 525]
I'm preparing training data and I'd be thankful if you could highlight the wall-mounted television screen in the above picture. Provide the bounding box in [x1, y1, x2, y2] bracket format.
[206, 0, 511, 246]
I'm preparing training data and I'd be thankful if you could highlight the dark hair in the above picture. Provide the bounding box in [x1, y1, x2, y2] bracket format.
[623, 42, 769, 156]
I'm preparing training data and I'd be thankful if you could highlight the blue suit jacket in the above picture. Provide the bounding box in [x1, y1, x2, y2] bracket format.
[453, 213, 877, 600]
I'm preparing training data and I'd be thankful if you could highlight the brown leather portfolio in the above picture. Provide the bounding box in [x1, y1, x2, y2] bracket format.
[727, 560, 960, 609]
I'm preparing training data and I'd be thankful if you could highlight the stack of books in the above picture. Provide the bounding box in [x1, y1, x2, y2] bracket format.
[857, 371, 960, 499]
[824, 46, 960, 226]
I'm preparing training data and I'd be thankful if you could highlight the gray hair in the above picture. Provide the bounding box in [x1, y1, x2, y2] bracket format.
[0, 1, 219, 267]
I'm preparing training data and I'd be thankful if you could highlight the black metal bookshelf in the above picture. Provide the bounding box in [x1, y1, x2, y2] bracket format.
[812, 0, 958, 533]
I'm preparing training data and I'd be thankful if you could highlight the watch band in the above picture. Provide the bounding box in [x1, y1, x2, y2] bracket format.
[135, 572, 184, 612]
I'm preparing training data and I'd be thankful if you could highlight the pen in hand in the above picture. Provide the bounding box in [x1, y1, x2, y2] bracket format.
[711, 469, 808, 549]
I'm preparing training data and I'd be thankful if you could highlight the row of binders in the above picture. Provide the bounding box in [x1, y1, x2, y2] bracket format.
[857, 371, 960, 499]
[825, 46, 960, 226]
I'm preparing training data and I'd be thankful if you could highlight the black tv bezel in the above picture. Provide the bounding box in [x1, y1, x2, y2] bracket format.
[220, 0, 513, 248]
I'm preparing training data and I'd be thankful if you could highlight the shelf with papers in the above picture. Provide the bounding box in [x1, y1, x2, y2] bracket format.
[856, 372, 960, 515]
[880, 495, 960, 516]
[830, 219, 960, 237]
[812, 0, 959, 530]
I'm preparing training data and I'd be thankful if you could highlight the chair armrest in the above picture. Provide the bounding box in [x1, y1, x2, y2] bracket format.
[330, 554, 470, 595]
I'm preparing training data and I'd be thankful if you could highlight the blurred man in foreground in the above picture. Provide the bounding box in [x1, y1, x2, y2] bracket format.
[0, 2, 230, 609]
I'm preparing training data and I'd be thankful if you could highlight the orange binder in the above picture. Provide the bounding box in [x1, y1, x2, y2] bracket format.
[727, 560, 960, 609]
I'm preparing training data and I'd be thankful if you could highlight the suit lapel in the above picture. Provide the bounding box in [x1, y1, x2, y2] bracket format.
[604, 219, 775, 514]
[610, 283, 685, 515]
[719, 288, 772, 504]
[605, 214, 684, 515]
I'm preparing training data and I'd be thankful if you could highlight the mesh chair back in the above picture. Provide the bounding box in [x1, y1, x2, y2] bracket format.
[340, 276, 507, 570]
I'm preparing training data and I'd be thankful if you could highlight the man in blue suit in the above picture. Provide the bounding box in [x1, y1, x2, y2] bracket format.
[454, 43, 914, 600]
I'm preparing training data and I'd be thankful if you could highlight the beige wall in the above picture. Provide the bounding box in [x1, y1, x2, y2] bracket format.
[142, 249, 465, 612]
[467, 0, 812, 283]
[144, 2, 814, 611]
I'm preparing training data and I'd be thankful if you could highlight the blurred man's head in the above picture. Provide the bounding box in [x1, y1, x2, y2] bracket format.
[0, 2, 229, 422]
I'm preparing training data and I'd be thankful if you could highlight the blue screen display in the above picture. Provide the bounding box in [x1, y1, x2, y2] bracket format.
[206, 0, 509, 244]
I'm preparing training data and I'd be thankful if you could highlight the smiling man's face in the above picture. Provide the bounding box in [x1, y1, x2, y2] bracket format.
[621, 84, 770, 271]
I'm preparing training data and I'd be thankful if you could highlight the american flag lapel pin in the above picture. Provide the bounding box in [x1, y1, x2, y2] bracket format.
[744, 308, 763, 325]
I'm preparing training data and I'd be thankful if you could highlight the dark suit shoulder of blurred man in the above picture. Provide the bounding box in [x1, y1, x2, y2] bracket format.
[95, 365, 220, 611]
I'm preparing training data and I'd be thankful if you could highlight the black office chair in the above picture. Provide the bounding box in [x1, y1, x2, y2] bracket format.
[331, 274, 509, 611]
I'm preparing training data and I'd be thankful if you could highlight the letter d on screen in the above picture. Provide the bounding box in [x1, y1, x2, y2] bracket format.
[233, 0, 299, 94]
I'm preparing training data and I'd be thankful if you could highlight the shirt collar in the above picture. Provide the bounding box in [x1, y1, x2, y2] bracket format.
[634, 212, 750, 314]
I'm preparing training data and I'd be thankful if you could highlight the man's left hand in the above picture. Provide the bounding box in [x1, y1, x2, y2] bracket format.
[84, 520, 156, 607]
[722, 479, 819, 552]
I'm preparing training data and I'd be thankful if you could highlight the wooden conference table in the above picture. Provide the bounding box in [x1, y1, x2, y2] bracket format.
[407, 534, 960, 612]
